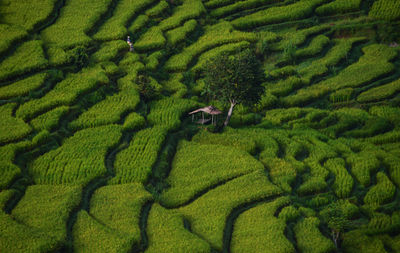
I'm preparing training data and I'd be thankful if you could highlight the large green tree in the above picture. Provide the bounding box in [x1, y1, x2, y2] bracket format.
[202, 48, 264, 127]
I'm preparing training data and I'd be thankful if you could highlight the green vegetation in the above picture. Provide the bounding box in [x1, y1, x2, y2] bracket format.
[41, 0, 113, 48]
[369, 0, 400, 21]
[0, 103, 32, 144]
[179, 170, 282, 250]
[161, 141, 264, 207]
[0, 40, 47, 81]
[146, 204, 211, 252]
[231, 197, 295, 253]
[75, 183, 153, 250]
[0, 0, 58, 31]
[16, 66, 109, 121]
[0, 185, 81, 253]
[316, 0, 361, 16]
[1, 0, 400, 252]
[30, 125, 122, 185]
[231, 0, 329, 29]
[111, 126, 167, 184]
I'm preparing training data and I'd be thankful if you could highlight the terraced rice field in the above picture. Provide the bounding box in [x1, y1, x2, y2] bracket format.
[1, 0, 400, 252]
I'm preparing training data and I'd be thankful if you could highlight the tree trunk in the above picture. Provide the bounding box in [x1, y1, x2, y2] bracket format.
[224, 101, 236, 127]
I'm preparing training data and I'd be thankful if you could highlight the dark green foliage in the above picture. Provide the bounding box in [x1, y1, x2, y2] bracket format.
[203, 48, 264, 106]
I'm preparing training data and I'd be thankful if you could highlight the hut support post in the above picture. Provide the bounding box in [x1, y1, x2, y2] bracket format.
[192, 114, 194, 122]
[202, 112, 204, 124]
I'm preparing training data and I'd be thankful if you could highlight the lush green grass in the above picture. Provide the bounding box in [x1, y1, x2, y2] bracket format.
[316, 0, 361, 16]
[161, 141, 264, 207]
[178, 170, 282, 250]
[88, 184, 153, 248]
[0, 0, 58, 31]
[166, 19, 198, 46]
[146, 204, 211, 253]
[294, 217, 335, 253]
[0, 72, 48, 100]
[0, 103, 32, 144]
[147, 97, 198, 130]
[94, 0, 157, 41]
[231, 197, 295, 253]
[231, 0, 330, 29]
[73, 210, 133, 253]
[369, 0, 400, 21]
[158, 0, 206, 31]
[30, 106, 70, 131]
[111, 126, 167, 184]
[16, 66, 109, 121]
[41, 0, 113, 48]
[69, 84, 140, 130]
[1, 0, 400, 251]
[134, 27, 166, 51]
[0, 40, 48, 82]
[0, 185, 81, 253]
[30, 125, 123, 185]
[0, 24, 28, 55]
[165, 21, 257, 71]
[357, 78, 400, 103]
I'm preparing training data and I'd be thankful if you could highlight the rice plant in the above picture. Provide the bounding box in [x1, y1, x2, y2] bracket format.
[161, 141, 264, 207]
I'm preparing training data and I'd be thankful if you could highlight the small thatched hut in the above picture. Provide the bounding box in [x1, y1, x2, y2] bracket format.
[189, 105, 222, 125]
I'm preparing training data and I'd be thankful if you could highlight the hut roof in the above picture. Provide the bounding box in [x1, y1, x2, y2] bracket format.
[189, 105, 222, 115]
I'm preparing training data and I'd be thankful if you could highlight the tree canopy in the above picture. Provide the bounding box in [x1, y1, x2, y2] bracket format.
[202, 48, 264, 126]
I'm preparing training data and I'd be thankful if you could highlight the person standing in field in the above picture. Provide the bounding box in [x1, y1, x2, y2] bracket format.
[127, 36, 134, 52]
